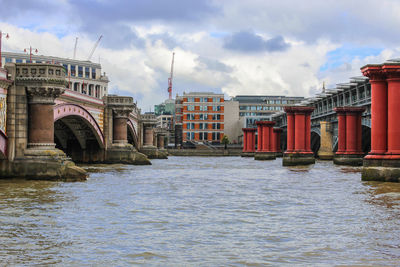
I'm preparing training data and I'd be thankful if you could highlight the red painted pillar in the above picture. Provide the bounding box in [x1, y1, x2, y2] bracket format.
[336, 111, 346, 153]
[271, 130, 277, 152]
[305, 113, 311, 152]
[294, 112, 305, 151]
[361, 66, 387, 155]
[242, 129, 248, 152]
[257, 124, 263, 152]
[251, 131, 256, 152]
[286, 111, 295, 152]
[346, 112, 357, 153]
[262, 124, 269, 151]
[357, 113, 362, 153]
[276, 130, 282, 152]
[383, 65, 400, 155]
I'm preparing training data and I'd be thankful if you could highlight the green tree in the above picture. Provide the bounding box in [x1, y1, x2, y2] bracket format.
[221, 135, 229, 149]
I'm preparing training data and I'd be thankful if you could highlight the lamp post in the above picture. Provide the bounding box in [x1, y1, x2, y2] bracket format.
[0, 31, 10, 67]
[23, 46, 38, 63]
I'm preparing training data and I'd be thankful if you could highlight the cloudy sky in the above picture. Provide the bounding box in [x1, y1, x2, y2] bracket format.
[1, 0, 399, 110]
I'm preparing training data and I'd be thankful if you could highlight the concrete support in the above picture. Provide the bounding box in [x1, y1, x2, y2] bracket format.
[333, 107, 365, 166]
[254, 121, 276, 160]
[105, 96, 151, 165]
[317, 121, 334, 160]
[361, 63, 400, 182]
[283, 106, 315, 166]
[241, 128, 256, 157]
[140, 113, 168, 159]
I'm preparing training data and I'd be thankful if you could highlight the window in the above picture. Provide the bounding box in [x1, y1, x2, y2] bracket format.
[186, 123, 190, 129]
[187, 105, 195, 111]
[217, 114, 221, 120]
[187, 132, 190, 140]
[16, 59, 23, 63]
[199, 132, 203, 140]
[85, 67, 90, 78]
[5, 58, 12, 63]
[199, 114, 203, 120]
[212, 106, 221, 111]
[191, 132, 195, 140]
[78, 66, 83, 77]
[204, 123, 208, 129]
[199, 123, 203, 130]
[257, 106, 262, 110]
[71, 65, 76, 77]
[239, 106, 246, 110]
[191, 123, 195, 129]
[92, 68, 96, 79]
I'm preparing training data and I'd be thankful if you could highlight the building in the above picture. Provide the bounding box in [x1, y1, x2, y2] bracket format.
[154, 98, 175, 116]
[232, 95, 304, 128]
[223, 100, 242, 143]
[1, 52, 109, 100]
[177, 92, 225, 143]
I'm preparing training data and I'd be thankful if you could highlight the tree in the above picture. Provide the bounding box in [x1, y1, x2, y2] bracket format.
[221, 135, 229, 149]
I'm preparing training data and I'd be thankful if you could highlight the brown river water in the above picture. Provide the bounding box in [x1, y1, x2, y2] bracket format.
[0, 156, 400, 266]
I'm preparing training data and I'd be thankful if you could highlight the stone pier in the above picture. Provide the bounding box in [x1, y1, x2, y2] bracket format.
[140, 113, 167, 159]
[361, 63, 400, 181]
[254, 121, 276, 160]
[317, 121, 334, 160]
[105, 96, 151, 165]
[241, 128, 256, 157]
[0, 63, 87, 180]
[283, 106, 315, 166]
[333, 107, 365, 166]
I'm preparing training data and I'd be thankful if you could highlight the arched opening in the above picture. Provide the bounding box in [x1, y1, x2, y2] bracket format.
[55, 116, 104, 163]
[127, 120, 139, 149]
[281, 130, 287, 152]
[0, 130, 7, 159]
[311, 131, 320, 155]
[54, 104, 105, 163]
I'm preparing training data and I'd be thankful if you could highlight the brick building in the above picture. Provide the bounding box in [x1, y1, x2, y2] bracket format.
[177, 92, 225, 143]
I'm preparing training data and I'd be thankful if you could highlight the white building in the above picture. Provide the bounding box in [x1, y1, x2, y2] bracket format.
[1, 52, 109, 99]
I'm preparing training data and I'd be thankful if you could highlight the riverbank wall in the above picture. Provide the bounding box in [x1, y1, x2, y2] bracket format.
[167, 148, 242, 156]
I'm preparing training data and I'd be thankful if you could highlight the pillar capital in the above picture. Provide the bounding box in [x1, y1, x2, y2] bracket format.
[284, 106, 314, 115]
[382, 64, 400, 80]
[361, 64, 386, 81]
[334, 106, 365, 115]
[112, 107, 133, 119]
[242, 128, 257, 132]
[26, 86, 65, 104]
[255, 121, 275, 127]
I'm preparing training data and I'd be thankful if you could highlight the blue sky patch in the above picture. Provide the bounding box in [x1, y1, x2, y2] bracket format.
[320, 44, 383, 72]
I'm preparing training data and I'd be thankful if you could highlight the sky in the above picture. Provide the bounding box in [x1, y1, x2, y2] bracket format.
[1, 0, 400, 111]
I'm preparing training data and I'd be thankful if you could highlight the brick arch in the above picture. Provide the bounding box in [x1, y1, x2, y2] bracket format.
[127, 118, 139, 149]
[54, 103, 104, 147]
[0, 129, 7, 159]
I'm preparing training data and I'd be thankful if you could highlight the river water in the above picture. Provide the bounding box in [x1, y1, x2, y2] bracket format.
[0, 156, 400, 266]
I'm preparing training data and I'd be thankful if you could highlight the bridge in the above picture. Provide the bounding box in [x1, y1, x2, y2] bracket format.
[272, 76, 372, 157]
[0, 62, 167, 180]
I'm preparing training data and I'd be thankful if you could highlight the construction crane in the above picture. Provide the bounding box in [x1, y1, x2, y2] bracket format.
[167, 52, 175, 99]
[87, 35, 103, 61]
[73, 37, 78, 59]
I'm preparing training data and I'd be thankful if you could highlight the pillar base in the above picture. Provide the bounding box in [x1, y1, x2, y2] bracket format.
[0, 148, 87, 181]
[275, 152, 283, 158]
[140, 146, 168, 159]
[333, 153, 364, 166]
[283, 152, 315, 166]
[318, 151, 334, 160]
[106, 144, 151, 165]
[254, 151, 276, 161]
[241, 152, 255, 157]
[362, 158, 400, 182]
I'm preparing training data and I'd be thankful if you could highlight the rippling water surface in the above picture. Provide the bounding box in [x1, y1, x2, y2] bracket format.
[1, 156, 400, 266]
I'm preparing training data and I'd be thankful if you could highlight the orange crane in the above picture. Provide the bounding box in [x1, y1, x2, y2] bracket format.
[167, 52, 175, 99]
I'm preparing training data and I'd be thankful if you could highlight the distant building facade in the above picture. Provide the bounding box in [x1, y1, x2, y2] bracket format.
[154, 98, 175, 116]
[1, 52, 109, 100]
[232, 95, 304, 128]
[176, 92, 225, 143]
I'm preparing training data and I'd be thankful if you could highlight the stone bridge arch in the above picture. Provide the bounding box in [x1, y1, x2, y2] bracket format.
[310, 127, 321, 155]
[54, 103, 105, 162]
